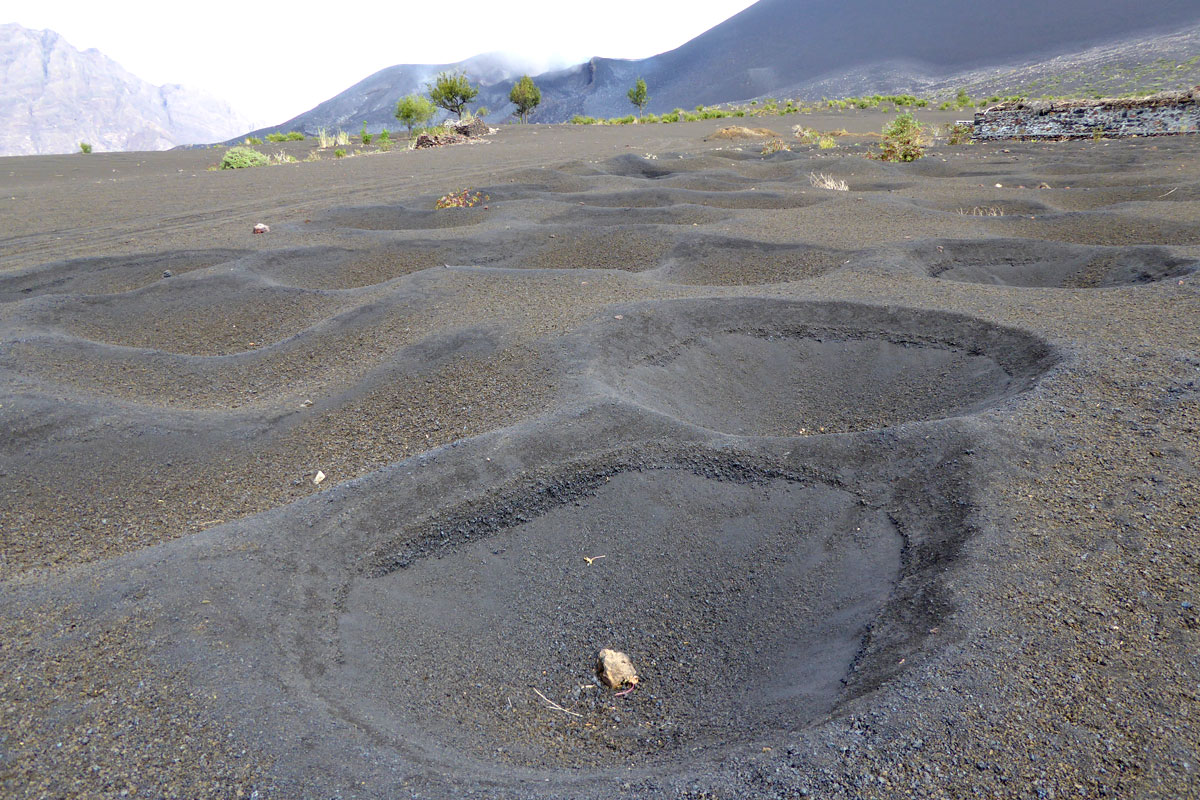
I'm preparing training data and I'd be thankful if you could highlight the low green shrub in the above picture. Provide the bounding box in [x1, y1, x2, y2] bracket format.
[361, 122, 373, 146]
[79, 142, 92, 154]
[220, 146, 269, 169]
[244, 136, 263, 145]
[334, 148, 346, 158]
[265, 132, 288, 142]
[287, 131, 305, 141]
[873, 112, 924, 162]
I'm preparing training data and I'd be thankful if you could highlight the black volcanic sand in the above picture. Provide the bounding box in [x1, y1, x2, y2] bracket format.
[1, 117, 1198, 800]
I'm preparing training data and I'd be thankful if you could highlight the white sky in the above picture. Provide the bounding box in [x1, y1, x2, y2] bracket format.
[9, 1, 760, 129]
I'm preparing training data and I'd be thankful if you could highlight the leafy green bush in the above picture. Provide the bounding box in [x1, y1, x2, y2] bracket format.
[361, 122, 372, 146]
[397, 94, 437, 133]
[570, 115, 598, 125]
[873, 113, 924, 162]
[79, 141, 92, 154]
[244, 136, 263, 145]
[428, 71, 478, 119]
[334, 148, 346, 158]
[265, 132, 288, 142]
[287, 131, 306, 141]
[378, 129, 390, 143]
[220, 146, 269, 169]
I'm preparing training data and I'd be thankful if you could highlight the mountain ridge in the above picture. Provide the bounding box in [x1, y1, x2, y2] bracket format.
[250, 0, 1200, 136]
[0, 23, 250, 156]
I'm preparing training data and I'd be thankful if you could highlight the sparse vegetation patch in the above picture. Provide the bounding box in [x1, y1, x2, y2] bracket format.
[434, 189, 489, 209]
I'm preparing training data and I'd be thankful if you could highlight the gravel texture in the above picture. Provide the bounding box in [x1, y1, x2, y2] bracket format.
[0, 116, 1197, 799]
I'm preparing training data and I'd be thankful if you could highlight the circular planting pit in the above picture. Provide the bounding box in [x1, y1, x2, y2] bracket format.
[542, 205, 728, 227]
[555, 188, 824, 210]
[0, 249, 246, 301]
[315, 204, 489, 231]
[653, 235, 849, 285]
[584, 299, 1054, 437]
[325, 456, 901, 769]
[914, 238, 1197, 288]
[46, 275, 349, 356]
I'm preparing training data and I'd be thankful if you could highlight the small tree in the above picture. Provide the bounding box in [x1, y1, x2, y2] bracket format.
[509, 75, 541, 123]
[428, 71, 479, 119]
[396, 94, 436, 135]
[628, 78, 648, 118]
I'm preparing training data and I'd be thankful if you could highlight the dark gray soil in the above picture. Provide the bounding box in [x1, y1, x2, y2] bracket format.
[1, 118, 1197, 800]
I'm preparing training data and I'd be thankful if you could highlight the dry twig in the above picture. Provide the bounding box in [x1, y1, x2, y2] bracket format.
[531, 688, 583, 717]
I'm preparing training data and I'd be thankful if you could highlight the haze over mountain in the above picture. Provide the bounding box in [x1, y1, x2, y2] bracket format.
[0, 24, 250, 156]
[257, 0, 1200, 135]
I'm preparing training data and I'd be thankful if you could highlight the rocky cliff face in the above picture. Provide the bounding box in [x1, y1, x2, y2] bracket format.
[0, 24, 249, 156]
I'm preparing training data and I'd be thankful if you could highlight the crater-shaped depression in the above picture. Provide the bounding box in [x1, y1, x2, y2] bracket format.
[584, 299, 1054, 436]
[329, 461, 900, 768]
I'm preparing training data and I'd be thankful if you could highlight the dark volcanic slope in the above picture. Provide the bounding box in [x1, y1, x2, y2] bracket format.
[257, 0, 1200, 132]
[1, 119, 1198, 800]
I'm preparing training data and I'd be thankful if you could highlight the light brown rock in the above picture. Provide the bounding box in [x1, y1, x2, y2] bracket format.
[596, 648, 638, 689]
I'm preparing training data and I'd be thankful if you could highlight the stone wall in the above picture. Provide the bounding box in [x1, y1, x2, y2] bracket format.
[973, 87, 1200, 140]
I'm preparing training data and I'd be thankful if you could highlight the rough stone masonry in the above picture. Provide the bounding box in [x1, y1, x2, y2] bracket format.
[973, 85, 1200, 140]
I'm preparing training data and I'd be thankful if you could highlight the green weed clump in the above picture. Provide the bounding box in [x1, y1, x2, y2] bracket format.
[873, 113, 925, 162]
[266, 131, 307, 143]
[79, 142, 92, 154]
[761, 138, 788, 155]
[334, 148, 346, 158]
[943, 122, 973, 145]
[244, 136, 263, 145]
[220, 146, 269, 169]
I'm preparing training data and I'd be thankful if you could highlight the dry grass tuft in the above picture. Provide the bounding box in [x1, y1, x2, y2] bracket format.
[809, 172, 849, 191]
[710, 126, 778, 140]
[957, 206, 1005, 216]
